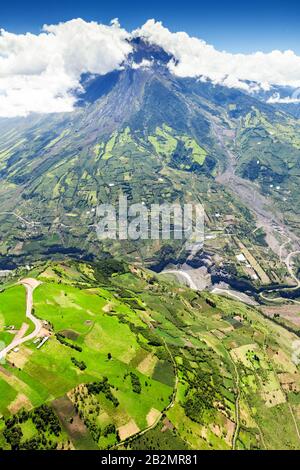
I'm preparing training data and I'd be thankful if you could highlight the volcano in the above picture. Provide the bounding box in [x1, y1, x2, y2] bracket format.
[0, 38, 299, 272]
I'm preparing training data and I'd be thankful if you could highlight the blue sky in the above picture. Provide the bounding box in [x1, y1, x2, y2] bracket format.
[1, 0, 300, 53]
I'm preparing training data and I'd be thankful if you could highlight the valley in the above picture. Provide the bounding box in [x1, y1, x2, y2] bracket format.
[1, 260, 300, 450]
[0, 37, 300, 451]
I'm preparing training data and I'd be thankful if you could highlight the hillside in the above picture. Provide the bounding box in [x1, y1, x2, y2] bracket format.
[1, 31, 300, 453]
[0, 260, 300, 450]
[0, 40, 299, 289]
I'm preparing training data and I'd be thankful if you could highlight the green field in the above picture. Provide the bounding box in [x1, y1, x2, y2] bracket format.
[0, 260, 300, 450]
[0, 284, 36, 347]
[0, 285, 27, 330]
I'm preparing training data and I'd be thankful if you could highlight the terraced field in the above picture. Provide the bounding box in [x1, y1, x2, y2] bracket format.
[0, 260, 300, 450]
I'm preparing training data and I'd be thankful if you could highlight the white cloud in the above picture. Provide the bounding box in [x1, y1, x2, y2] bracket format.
[131, 59, 153, 69]
[0, 18, 131, 117]
[135, 19, 300, 92]
[267, 92, 300, 104]
[2, 18, 300, 117]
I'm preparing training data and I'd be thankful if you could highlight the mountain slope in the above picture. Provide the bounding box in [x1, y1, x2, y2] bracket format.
[0, 39, 299, 288]
[1, 259, 300, 450]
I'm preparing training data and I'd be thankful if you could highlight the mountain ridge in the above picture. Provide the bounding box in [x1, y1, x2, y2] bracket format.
[0, 39, 299, 292]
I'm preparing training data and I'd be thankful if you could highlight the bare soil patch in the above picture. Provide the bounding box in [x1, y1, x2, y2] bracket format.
[103, 303, 113, 313]
[263, 389, 286, 408]
[8, 346, 33, 368]
[118, 419, 140, 441]
[8, 393, 32, 414]
[146, 408, 161, 427]
[161, 417, 174, 433]
[261, 304, 300, 327]
[224, 418, 235, 446]
[14, 322, 29, 342]
[137, 353, 158, 376]
[52, 395, 98, 450]
[0, 365, 12, 377]
[20, 278, 41, 289]
[59, 329, 80, 341]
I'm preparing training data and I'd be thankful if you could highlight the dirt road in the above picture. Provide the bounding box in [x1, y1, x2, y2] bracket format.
[0, 278, 42, 360]
[285, 251, 300, 288]
[0, 211, 40, 227]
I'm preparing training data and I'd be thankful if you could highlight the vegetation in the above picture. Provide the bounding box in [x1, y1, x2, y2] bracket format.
[129, 372, 142, 394]
[1, 45, 300, 452]
[1, 260, 300, 450]
[87, 378, 119, 407]
[2, 405, 62, 450]
[71, 357, 87, 371]
[56, 333, 82, 352]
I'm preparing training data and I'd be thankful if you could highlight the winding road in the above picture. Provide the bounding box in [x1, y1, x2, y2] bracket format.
[285, 251, 300, 289]
[260, 250, 300, 304]
[161, 269, 259, 306]
[0, 211, 40, 227]
[0, 278, 42, 361]
[160, 269, 198, 290]
[160, 250, 300, 306]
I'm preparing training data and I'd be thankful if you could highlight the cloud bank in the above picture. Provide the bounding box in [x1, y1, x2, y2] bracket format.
[1, 18, 300, 117]
[0, 18, 131, 117]
[136, 20, 300, 91]
[267, 93, 300, 104]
